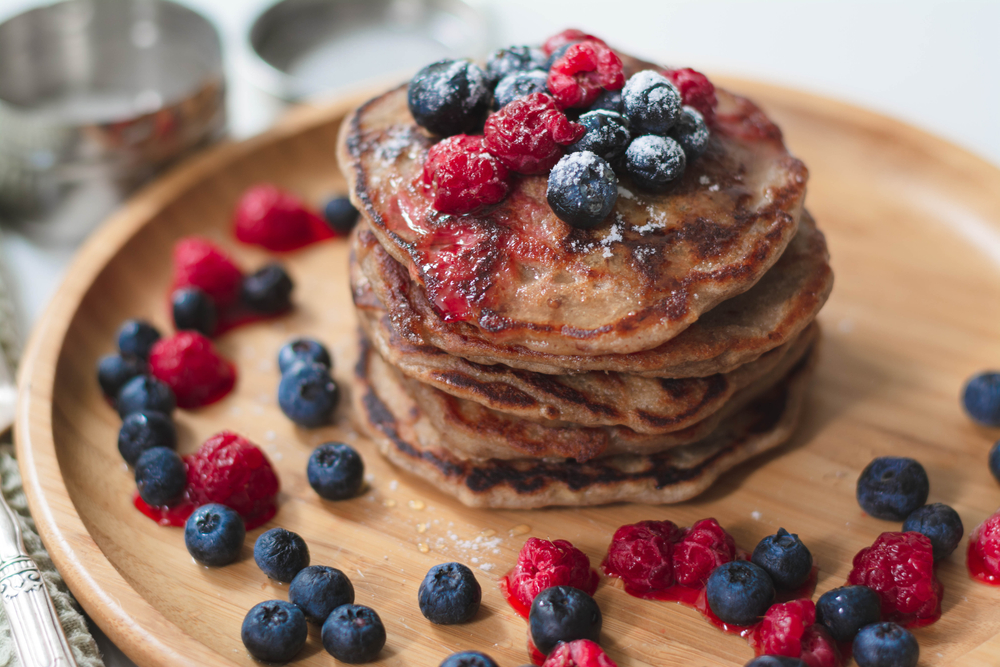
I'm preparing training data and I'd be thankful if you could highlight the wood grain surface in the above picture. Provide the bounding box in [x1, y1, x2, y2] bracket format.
[14, 79, 1000, 667]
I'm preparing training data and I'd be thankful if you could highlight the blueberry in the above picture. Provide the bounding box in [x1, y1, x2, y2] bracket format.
[278, 337, 332, 374]
[323, 196, 360, 235]
[751, 527, 813, 591]
[547, 151, 617, 229]
[744, 657, 808, 667]
[493, 69, 549, 109]
[134, 447, 186, 507]
[184, 504, 245, 567]
[567, 110, 631, 163]
[902, 503, 963, 561]
[97, 354, 146, 400]
[440, 651, 500, 667]
[990, 440, 1000, 483]
[705, 561, 774, 627]
[289, 565, 355, 623]
[254, 527, 310, 582]
[241, 263, 293, 315]
[963, 371, 1000, 426]
[321, 604, 386, 663]
[815, 585, 882, 643]
[622, 70, 682, 135]
[116, 319, 161, 360]
[624, 135, 686, 192]
[407, 59, 491, 136]
[118, 411, 176, 466]
[278, 362, 339, 428]
[171, 287, 217, 337]
[241, 600, 308, 663]
[116, 374, 175, 418]
[853, 622, 919, 667]
[544, 42, 577, 69]
[308, 442, 364, 500]
[528, 585, 602, 655]
[856, 456, 929, 521]
[418, 562, 482, 625]
[670, 106, 710, 160]
[589, 89, 623, 114]
[486, 45, 547, 86]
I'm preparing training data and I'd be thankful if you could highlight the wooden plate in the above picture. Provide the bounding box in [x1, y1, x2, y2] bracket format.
[15, 79, 1000, 667]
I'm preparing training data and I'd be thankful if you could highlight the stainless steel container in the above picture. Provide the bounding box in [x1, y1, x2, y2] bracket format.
[0, 0, 225, 243]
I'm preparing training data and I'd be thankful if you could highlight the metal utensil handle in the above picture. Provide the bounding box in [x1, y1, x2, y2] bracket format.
[0, 498, 77, 667]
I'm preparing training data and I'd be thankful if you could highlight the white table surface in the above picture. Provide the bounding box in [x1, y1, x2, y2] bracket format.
[0, 1, 998, 665]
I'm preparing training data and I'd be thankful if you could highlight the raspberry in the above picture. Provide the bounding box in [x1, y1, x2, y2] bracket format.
[756, 600, 816, 657]
[233, 184, 334, 251]
[483, 93, 584, 174]
[148, 332, 236, 409]
[847, 531, 942, 626]
[540, 639, 617, 667]
[672, 518, 737, 588]
[968, 510, 1000, 582]
[185, 431, 280, 529]
[505, 538, 598, 614]
[171, 238, 244, 309]
[663, 68, 717, 123]
[422, 135, 511, 215]
[798, 625, 840, 667]
[548, 41, 625, 109]
[603, 520, 683, 593]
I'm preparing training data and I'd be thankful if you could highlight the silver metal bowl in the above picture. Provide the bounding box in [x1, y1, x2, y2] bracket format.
[0, 0, 225, 243]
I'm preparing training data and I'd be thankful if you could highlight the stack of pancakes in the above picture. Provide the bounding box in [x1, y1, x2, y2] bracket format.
[338, 54, 832, 509]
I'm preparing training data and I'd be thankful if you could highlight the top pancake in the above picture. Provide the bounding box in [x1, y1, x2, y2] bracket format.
[337, 54, 808, 356]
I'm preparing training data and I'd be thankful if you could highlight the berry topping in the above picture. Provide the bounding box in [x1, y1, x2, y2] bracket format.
[171, 287, 217, 337]
[321, 604, 386, 663]
[547, 152, 617, 229]
[148, 332, 236, 409]
[672, 518, 737, 588]
[240, 263, 294, 315]
[547, 41, 625, 110]
[902, 503, 963, 561]
[744, 658, 808, 667]
[968, 510, 1000, 582]
[422, 134, 511, 215]
[278, 361, 339, 428]
[241, 600, 308, 663]
[97, 354, 146, 401]
[603, 519, 684, 594]
[408, 59, 491, 136]
[670, 106, 711, 160]
[185, 431, 279, 529]
[505, 537, 599, 614]
[116, 319, 161, 360]
[118, 411, 176, 466]
[623, 135, 686, 192]
[307, 442, 365, 500]
[289, 565, 355, 624]
[233, 184, 332, 252]
[847, 531, 942, 626]
[171, 237, 243, 310]
[853, 622, 919, 667]
[622, 71, 682, 135]
[323, 195, 360, 235]
[663, 67, 717, 123]
[134, 447, 186, 507]
[815, 585, 882, 643]
[255, 527, 310, 582]
[540, 639, 617, 667]
[567, 110, 631, 162]
[483, 93, 585, 174]
[184, 503, 245, 567]
[116, 374, 176, 418]
[494, 69, 550, 109]
[756, 600, 815, 658]
[440, 652, 498, 667]
[855, 456, 929, 521]
[529, 585, 602, 655]
[705, 560, 775, 627]
[752, 528, 813, 591]
[418, 562, 482, 625]
[541, 29, 606, 56]
[278, 337, 332, 373]
[486, 46, 547, 86]
[588, 89, 623, 114]
[797, 625, 840, 667]
[962, 371, 1000, 426]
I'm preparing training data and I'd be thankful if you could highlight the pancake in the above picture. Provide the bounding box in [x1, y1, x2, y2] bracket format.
[353, 335, 817, 509]
[352, 211, 831, 378]
[338, 53, 808, 356]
